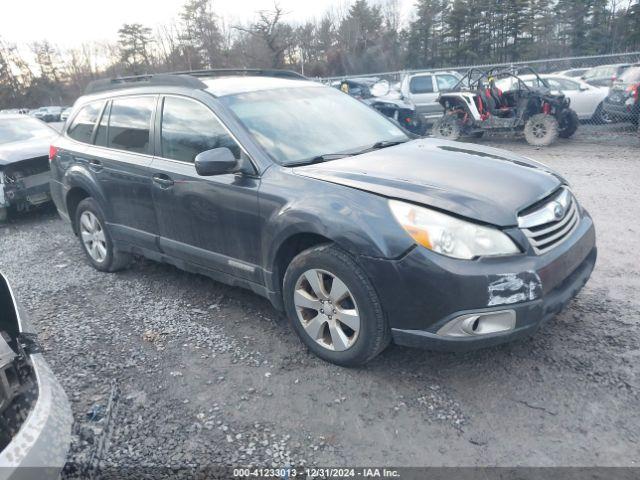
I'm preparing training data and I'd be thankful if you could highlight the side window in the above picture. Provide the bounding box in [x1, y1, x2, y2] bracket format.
[409, 75, 434, 94]
[94, 102, 110, 147]
[108, 96, 155, 154]
[67, 101, 103, 144]
[160, 96, 242, 162]
[436, 75, 458, 91]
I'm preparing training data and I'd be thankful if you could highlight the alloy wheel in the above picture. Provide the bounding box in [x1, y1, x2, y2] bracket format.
[293, 269, 360, 352]
[531, 122, 547, 138]
[79, 211, 107, 263]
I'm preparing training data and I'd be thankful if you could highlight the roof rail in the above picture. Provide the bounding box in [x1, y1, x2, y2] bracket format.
[84, 68, 306, 95]
[84, 74, 208, 95]
[170, 68, 307, 80]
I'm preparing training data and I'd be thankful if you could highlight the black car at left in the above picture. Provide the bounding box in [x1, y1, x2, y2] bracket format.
[0, 115, 59, 222]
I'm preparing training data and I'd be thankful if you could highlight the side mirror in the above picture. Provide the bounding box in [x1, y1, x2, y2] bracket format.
[195, 147, 238, 176]
[579, 84, 589, 91]
[370, 80, 390, 97]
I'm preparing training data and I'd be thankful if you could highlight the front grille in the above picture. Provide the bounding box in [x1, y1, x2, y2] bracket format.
[519, 188, 580, 255]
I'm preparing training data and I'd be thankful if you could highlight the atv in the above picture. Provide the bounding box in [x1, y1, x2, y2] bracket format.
[432, 67, 579, 146]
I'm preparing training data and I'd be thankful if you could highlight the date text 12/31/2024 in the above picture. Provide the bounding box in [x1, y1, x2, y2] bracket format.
[233, 467, 401, 478]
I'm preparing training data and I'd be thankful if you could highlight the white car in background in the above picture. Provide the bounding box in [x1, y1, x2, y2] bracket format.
[497, 74, 611, 123]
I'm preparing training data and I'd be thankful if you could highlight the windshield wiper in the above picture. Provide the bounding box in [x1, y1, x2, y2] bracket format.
[350, 139, 409, 156]
[287, 153, 353, 167]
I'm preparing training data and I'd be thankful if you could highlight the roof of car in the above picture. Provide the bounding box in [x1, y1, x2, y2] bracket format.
[202, 75, 322, 97]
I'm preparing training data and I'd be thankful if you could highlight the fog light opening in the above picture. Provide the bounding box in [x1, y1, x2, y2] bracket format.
[437, 310, 516, 337]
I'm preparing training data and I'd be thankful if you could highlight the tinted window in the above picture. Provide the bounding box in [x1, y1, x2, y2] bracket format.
[161, 96, 241, 162]
[436, 75, 458, 91]
[410, 75, 434, 94]
[67, 102, 103, 144]
[108, 97, 154, 154]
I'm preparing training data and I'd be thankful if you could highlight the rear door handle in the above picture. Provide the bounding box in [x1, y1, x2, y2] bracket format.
[152, 174, 174, 188]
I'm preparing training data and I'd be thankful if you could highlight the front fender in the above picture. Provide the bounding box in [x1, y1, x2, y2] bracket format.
[260, 167, 414, 277]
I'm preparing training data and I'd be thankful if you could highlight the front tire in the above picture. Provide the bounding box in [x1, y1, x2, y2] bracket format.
[524, 113, 559, 146]
[558, 109, 579, 138]
[432, 115, 462, 140]
[75, 197, 131, 272]
[593, 103, 612, 124]
[283, 244, 390, 366]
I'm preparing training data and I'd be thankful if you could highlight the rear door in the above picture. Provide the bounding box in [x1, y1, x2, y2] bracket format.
[86, 95, 160, 252]
[150, 95, 262, 282]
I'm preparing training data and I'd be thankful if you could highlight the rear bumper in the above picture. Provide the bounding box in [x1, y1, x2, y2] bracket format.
[358, 212, 596, 352]
[0, 354, 72, 479]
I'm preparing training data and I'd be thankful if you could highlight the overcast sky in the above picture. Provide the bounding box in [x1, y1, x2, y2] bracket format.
[1, 0, 414, 48]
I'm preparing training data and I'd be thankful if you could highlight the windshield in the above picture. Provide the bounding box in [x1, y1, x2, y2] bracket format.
[619, 66, 640, 83]
[0, 117, 55, 145]
[220, 86, 408, 165]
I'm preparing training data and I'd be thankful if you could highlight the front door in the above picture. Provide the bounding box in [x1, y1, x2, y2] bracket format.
[150, 95, 262, 282]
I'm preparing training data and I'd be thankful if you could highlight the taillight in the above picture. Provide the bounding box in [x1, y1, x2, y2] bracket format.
[626, 83, 639, 101]
[49, 145, 58, 162]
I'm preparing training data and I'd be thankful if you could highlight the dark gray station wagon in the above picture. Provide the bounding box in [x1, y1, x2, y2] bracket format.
[50, 70, 596, 366]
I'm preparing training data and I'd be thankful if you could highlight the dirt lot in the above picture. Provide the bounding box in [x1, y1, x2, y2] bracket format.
[0, 124, 638, 475]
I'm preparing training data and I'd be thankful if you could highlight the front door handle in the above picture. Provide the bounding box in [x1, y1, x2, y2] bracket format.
[152, 173, 174, 188]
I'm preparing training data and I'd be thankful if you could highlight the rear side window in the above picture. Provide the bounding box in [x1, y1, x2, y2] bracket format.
[67, 102, 103, 144]
[436, 75, 458, 91]
[410, 75, 434, 94]
[160, 96, 242, 162]
[108, 96, 154, 154]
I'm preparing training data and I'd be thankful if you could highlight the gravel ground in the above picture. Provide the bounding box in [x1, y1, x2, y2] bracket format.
[0, 123, 638, 475]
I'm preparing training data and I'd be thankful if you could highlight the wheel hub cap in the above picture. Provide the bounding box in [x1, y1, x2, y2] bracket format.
[293, 269, 360, 352]
[80, 211, 107, 263]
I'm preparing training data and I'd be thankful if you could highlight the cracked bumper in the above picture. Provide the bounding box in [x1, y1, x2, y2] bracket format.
[358, 214, 596, 351]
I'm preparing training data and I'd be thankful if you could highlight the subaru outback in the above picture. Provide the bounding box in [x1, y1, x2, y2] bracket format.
[49, 70, 597, 366]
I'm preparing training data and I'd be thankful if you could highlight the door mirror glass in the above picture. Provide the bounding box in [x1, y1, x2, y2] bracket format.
[195, 147, 238, 176]
[370, 80, 390, 97]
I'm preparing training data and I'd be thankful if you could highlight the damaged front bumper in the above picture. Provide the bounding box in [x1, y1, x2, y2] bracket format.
[0, 273, 72, 479]
[359, 213, 596, 352]
[0, 159, 52, 213]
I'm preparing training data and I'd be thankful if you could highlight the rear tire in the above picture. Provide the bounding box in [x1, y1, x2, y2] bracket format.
[75, 197, 131, 272]
[558, 109, 579, 138]
[593, 103, 612, 124]
[524, 114, 559, 146]
[283, 244, 390, 367]
[432, 115, 462, 141]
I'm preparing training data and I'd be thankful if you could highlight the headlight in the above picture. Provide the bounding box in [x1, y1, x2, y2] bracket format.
[389, 200, 520, 259]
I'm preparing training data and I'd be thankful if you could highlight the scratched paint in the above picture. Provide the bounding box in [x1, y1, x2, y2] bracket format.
[487, 272, 542, 306]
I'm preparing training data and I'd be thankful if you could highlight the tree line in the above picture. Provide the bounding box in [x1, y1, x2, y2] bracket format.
[1, 0, 639, 108]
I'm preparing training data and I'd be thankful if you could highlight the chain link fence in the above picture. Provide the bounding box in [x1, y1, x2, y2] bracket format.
[320, 52, 640, 137]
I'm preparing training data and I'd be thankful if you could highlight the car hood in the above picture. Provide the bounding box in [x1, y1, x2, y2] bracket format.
[0, 137, 55, 166]
[293, 139, 564, 227]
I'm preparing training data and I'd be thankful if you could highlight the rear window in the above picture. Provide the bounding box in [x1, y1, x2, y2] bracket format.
[107, 97, 155, 154]
[619, 66, 640, 83]
[409, 75, 434, 94]
[67, 102, 103, 144]
[0, 117, 55, 145]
